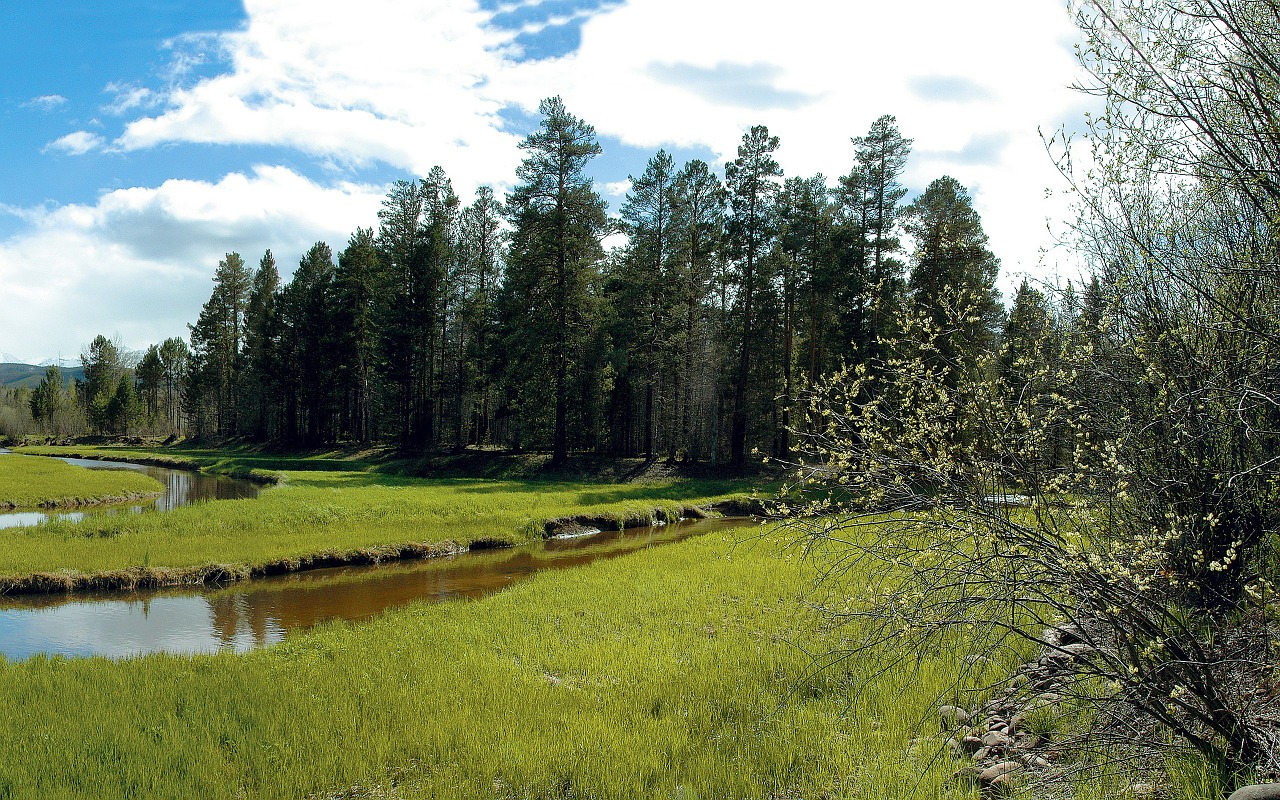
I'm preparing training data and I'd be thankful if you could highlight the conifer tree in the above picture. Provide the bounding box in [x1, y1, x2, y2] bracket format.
[501, 96, 608, 465]
[725, 125, 782, 467]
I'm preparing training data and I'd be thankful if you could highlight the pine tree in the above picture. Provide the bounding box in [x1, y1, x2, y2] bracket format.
[672, 159, 725, 462]
[724, 125, 783, 467]
[334, 229, 381, 444]
[188, 252, 252, 436]
[501, 96, 608, 465]
[840, 115, 913, 372]
[619, 149, 679, 458]
[777, 174, 834, 457]
[80, 334, 126, 434]
[242, 250, 280, 439]
[904, 175, 1003, 371]
[457, 187, 504, 447]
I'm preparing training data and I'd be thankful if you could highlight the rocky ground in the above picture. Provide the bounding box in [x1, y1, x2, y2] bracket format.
[934, 620, 1276, 799]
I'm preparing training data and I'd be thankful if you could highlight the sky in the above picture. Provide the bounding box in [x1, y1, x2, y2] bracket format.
[0, 0, 1094, 365]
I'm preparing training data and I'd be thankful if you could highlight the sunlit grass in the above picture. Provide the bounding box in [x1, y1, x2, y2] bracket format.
[0, 447, 753, 584]
[0, 453, 163, 508]
[0, 527, 986, 800]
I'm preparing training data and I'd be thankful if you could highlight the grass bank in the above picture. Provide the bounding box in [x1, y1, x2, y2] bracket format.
[0, 527, 1002, 800]
[0, 453, 164, 509]
[2, 445, 759, 594]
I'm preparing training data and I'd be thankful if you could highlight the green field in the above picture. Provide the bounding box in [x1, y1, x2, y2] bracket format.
[0, 526, 1010, 800]
[1, 445, 756, 592]
[0, 445, 1213, 798]
[0, 453, 164, 508]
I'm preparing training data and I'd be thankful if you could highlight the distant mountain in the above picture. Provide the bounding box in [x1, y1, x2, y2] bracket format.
[0, 353, 22, 364]
[0, 361, 85, 390]
[37, 357, 82, 369]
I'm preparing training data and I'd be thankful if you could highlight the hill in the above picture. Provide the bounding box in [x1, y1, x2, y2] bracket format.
[0, 363, 85, 391]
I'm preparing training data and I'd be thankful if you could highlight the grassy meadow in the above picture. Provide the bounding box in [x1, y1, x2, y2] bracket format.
[0, 444, 1214, 798]
[0, 525, 1011, 800]
[1, 445, 754, 586]
[0, 452, 164, 508]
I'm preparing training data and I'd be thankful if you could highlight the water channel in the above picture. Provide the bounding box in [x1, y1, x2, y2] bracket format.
[0, 450, 261, 529]
[0, 516, 753, 661]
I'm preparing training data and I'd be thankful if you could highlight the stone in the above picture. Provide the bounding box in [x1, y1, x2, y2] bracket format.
[986, 772, 1018, 796]
[940, 704, 971, 729]
[977, 762, 1018, 778]
[973, 746, 991, 761]
[1228, 786, 1280, 800]
[1056, 622, 1084, 644]
[981, 730, 1012, 750]
[979, 762, 1023, 784]
[1020, 753, 1052, 770]
[961, 734, 983, 753]
[1125, 783, 1158, 799]
[1060, 641, 1095, 659]
[1014, 733, 1042, 751]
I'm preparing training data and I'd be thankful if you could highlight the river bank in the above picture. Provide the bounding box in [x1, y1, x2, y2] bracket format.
[0, 445, 761, 597]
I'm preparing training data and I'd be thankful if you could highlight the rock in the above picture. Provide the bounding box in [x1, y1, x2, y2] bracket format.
[947, 737, 963, 757]
[940, 704, 971, 729]
[986, 772, 1018, 796]
[1014, 733, 1042, 751]
[1229, 786, 1280, 800]
[1020, 753, 1052, 769]
[973, 746, 991, 761]
[980, 762, 1023, 784]
[1125, 783, 1158, 798]
[981, 730, 1012, 750]
[1059, 641, 1095, 659]
[1056, 622, 1084, 644]
[961, 734, 983, 753]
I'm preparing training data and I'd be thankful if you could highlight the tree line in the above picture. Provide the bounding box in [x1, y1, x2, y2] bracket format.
[21, 97, 1020, 466]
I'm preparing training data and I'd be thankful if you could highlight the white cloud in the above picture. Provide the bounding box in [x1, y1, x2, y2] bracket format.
[603, 179, 631, 198]
[45, 131, 106, 156]
[12, 0, 1098, 364]
[25, 94, 67, 111]
[116, 0, 525, 192]
[103, 83, 157, 116]
[108, 0, 1090, 284]
[502, 0, 1092, 281]
[0, 167, 384, 361]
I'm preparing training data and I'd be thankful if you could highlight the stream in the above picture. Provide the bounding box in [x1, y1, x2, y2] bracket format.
[0, 516, 755, 661]
[0, 450, 260, 529]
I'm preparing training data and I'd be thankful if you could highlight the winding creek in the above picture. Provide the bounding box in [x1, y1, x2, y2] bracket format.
[0, 516, 753, 661]
[0, 450, 260, 529]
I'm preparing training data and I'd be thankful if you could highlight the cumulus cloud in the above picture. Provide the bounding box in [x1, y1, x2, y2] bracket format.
[12, 0, 1097, 362]
[45, 131, 106, 155]
[0, 167, 384, 360]
[115, 0, 525, 192]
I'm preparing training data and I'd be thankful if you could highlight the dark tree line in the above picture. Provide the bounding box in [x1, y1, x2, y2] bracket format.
[114, 98, 1011, 465]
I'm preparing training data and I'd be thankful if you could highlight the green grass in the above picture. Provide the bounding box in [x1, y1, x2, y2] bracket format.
[0, 446, 755, 587]
[0, 527, 990, 800]
[0, 453, 164, 508]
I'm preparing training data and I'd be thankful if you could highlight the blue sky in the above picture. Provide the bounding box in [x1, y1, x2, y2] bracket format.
[0, 0, 1091, 364]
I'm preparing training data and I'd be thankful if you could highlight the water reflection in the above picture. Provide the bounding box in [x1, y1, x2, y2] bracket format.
[0, 455, 259, 529]
[0, 517, 755, 661]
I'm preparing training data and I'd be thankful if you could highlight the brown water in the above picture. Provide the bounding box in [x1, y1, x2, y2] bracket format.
[0, 516, 757, 661]
[0, 453, 260, 529]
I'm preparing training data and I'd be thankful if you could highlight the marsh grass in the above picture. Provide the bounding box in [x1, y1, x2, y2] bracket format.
[0, 528, 985, 800]
[0, 448, 753, 589]
[0, 453, 163, 508]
